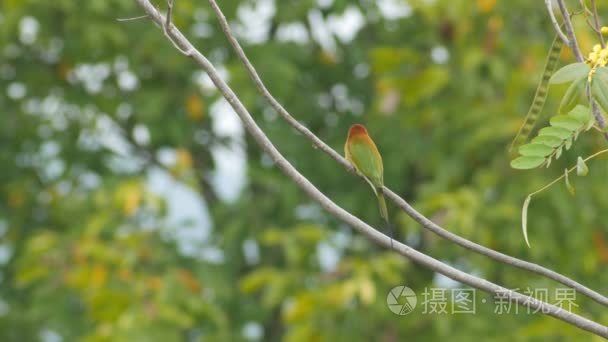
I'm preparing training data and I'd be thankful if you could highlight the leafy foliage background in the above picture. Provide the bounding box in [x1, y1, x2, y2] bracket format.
[1, 0, 607, 340]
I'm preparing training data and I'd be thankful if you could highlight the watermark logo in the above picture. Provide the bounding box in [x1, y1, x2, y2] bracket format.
[385, 286, 578, 315]
[386, 286, 417, 315]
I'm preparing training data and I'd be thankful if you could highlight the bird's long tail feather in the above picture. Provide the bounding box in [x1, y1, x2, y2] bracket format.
[376, 188, 393, 250]
[376, 189, 388, 222]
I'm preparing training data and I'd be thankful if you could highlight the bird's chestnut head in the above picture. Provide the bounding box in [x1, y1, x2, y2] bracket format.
[348, 124, 368, 137]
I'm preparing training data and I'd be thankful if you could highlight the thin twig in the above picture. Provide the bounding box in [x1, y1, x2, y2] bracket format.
[528, 148, 608, 197]
[116, 14, 149, 22]
[577, 0, 594, 16]
[545, 0, 570, 45]
[591, 0, 606, 47]
[206, 0, 608, 307]
[586, 18, 602, 35]
[132, 0, 608, 337]
[163, 0, 192, 56]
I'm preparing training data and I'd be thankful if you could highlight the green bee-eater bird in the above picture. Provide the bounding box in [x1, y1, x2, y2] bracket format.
[344, 124, 389, 225]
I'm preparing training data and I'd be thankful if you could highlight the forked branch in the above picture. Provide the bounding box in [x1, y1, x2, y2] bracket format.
[131, 0, 608, 337]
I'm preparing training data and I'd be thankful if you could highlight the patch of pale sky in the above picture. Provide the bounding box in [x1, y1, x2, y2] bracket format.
[147, 167, 212, 257]
[235, 0, 275, 44]
[276, 22, 309, 44]
[209, 98, 247, 203]
[378, 0, 413, 20]
[327, 6, 365, 43]
[242, 321, 264, 341]
[19, 16, 39, 45]
[243, 238, 261, 265]
[308, 9, 336, 51]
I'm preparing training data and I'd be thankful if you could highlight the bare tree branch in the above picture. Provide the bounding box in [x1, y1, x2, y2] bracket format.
[205, 0, 608, 307]
[131, 0, 608, 337]
[556, 0, 585, 61]
[383, 188, 608, 304]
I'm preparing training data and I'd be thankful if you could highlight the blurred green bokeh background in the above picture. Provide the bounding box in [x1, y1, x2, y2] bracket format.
[1, 0, 607, 341]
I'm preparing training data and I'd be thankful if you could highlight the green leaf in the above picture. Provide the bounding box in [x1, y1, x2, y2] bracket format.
[568, 105, 592, 125]
[564, 136, 573, 150]
[401, 66, 449, 106]
[517, 143, 554, 157]
[559, 77, 585, 114]
[596, 66, 608, 83]
[555, 146, 563, 159]
[585, 117, 595, 131]
[549, 63, 590, 84]
[538, 126, 572, 140]
[576, 157, 589, 176]
[510, 156, 546, 169]
[564, 168, 575, 196]
[522, 195, 532, 248]
[549, 115, 583, 131]
[591, 77, 608, 114]
[531, 135, 563, 147]
[239, 268, 277, 293]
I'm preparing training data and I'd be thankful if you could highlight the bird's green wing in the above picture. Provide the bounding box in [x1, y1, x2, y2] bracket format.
[348, 138, 383, 188]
